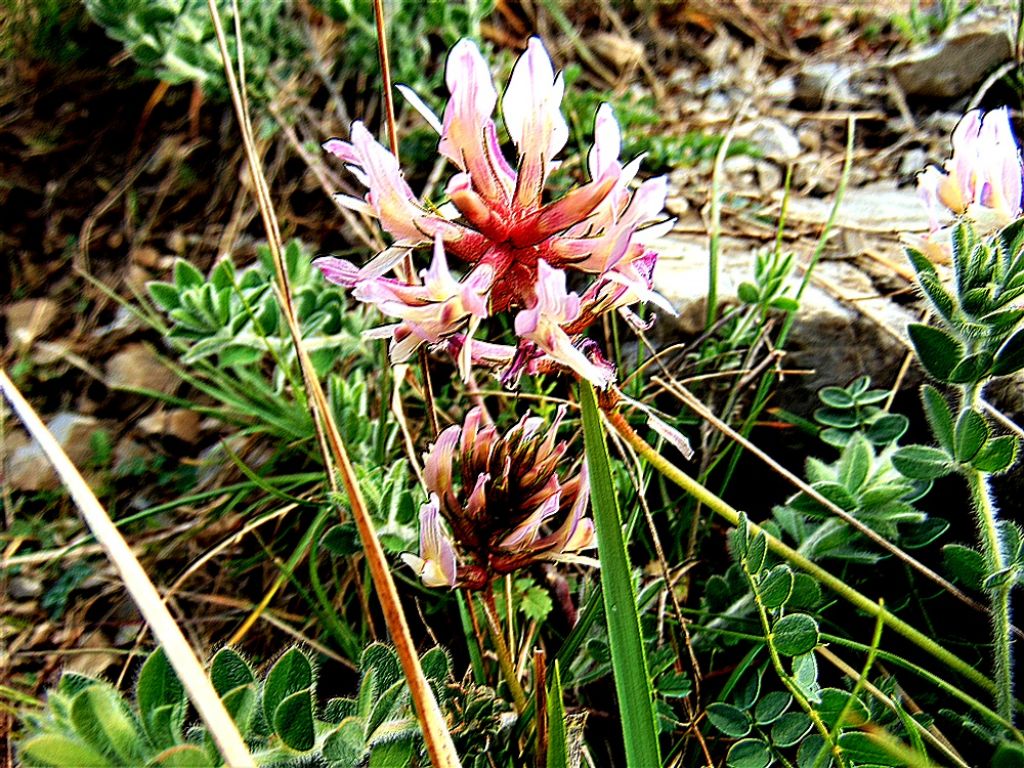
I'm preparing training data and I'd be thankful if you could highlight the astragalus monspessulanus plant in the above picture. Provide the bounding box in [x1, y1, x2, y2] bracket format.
[315, 36, 672, 760]
[899, 107, 1024, 724]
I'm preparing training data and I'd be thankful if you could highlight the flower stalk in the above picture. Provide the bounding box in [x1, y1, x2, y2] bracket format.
[965, 465, 1015, 721]
[480, 585, 529, 713]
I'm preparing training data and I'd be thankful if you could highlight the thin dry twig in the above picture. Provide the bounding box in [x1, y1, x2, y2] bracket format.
[652, 375, 1018, 630]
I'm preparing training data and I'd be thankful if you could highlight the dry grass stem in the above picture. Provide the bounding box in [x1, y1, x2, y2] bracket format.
[204, 1, 460, 764]
[0, 368, 255, 768]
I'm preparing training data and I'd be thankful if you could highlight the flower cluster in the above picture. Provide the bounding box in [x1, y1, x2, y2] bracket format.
[400, 406, 594, 589]
[917, 108, 1023, 245]
[314, 37, 673, 389]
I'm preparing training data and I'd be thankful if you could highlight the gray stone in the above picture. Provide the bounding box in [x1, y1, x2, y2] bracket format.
[734, 118, 802, 163]
[886, 12, 1012, 99]
[779, 183, 931, 234]
[766, 75, 796, 103]
[795, 61, 858, 106]
[650, 231, 917, 415]
[8, 576, 43, 599]
[138, 408, 201, 443]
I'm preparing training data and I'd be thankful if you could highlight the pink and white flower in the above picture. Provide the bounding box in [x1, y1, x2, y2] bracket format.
[404, 405, 594, 589]
[316, 36, 673, 389]
[918, 108, 1023, 232]
[400, 495, 458, 589]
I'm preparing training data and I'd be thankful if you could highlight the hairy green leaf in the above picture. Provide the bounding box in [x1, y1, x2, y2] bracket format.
[892, 445, 953, 480]
[908, 323, 963, 382]
[921, 385, 955, 455]
[136, 648, 186, 750]
[273, 689, 316, 751]
[753, 691, 791, 725]
[759, 566, 794, 610]
[992, 327, 1024, 376]
[705, 702, 752, 738]
[954, 408, 989, 463]
[772, 614, 819, 656]
[210, 648, 255, 697]
[262, 647, 313, 727]
[971, 435, 1018, 473]
[770, 711, 811, 748]
[726, 737, 772, 768]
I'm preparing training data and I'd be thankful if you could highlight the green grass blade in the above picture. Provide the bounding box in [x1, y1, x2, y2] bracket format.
[579, 383, 661, 767]
[547, 661, 569, 768]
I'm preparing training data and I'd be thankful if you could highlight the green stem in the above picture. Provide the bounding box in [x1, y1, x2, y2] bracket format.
[481, 585, 529, 713]
[962, 375, 1015, 723]
[965, 466, 1015, 723]
[706, 127, 731, 329]
[743, 557, 845, 767]
[606, 409, 997, 695]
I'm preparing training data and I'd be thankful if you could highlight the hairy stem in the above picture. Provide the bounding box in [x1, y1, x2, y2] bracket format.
[966, 466, 1015, 723]
[742, 557, 846, 766]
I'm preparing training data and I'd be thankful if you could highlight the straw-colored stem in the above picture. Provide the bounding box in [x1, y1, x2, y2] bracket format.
[205, 3, 460, 765]
[0, 369, 254, 768]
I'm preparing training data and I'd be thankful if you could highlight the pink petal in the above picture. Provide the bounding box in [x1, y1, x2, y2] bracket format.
[440, 39, 514, 205]
[504, 38, 569, 207]
[397, 83, 443, 134]
[406, 495, 458, 588]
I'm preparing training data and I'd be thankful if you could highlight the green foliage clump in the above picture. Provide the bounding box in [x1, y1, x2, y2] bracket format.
[149, 240, 371, 374]
[18, 643, 514, 768]
[891, 0, 972, 45]
[0, 0, 87, 64]
[83, 0, 302, 100]
[311, 0, 495, 95]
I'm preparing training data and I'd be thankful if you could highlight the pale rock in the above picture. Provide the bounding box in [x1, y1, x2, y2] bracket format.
[4, 298, 60, 348]
[125, 264, 151, 295]
[130, 246, 164, 269]
[588, 32, 644, 75]
[6, 412, 99, 491]
[734, 118, 802, 163]
[724, 154, 757, 179]
[795, 61, 857, 106]
[886, 11, 1012, 99]
[8, 576, 43, 599]
[766, 75, 796, 103]
[754, 161, 783, 195]
[779, 183, 931, 234]
[138, 408, 201, 443]
[796, 126, 821, 153]
[106, 343, 178, 395]
[900, 148, 929, 179]
[65, 630, 119, 678]
[92, 305, 146, 339]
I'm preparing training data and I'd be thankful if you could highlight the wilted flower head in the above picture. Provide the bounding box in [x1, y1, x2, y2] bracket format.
[918, 108, 1023, 235]
[401, 405, 594, 589]
[315, 37, 674, 389]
